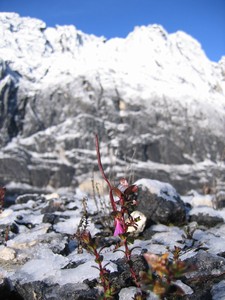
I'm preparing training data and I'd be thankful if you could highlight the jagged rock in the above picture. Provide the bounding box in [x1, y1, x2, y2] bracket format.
[135, 179, 186, 225]
[182, 251, 225, 299]
[111, 255, 148, 289]
[0, 13, 224, 195]
[15, 194, 41, 204]
[189, 206, 224, 227]
[211, 280, 225, 300]
[0, 58, 20, 146]
[42, 213, 60, 225]
[0, 278, 22, 300]
[14, 281, 98, 300]
[40, 199, 65, 214]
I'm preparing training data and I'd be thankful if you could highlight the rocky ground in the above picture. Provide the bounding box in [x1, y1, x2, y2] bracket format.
[1, 178, 225, 299]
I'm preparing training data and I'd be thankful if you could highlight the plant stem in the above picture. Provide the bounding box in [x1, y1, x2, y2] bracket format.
[124, 238, 140, 288]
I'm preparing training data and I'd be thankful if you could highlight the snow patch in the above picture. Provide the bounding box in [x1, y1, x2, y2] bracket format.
[135, 178, 179, 202]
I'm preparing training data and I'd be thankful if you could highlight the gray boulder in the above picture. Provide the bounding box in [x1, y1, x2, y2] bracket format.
[135, 178, 186, 225]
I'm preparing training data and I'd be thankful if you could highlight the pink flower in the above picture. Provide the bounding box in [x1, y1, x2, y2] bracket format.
[113, 218, 125, 236]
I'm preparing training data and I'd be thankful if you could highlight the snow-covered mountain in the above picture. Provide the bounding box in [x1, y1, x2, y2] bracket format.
[0, 12, 225, 195]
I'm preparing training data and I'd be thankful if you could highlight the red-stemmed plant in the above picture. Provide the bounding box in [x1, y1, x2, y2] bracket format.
[95, 134, 141, 288]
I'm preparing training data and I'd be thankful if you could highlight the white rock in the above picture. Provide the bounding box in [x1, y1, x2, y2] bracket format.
[6, 223, 51, 250]
[191, 194, 214, 207]
[126, 210, 147, 235]
[44, 193, 59, 200]
[0, 246, 16, 261]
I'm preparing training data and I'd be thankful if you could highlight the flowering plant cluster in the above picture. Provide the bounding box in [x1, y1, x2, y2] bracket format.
[140, 247, 188, 298]
[78, 229, 117, 299]
[95, 135, 142, 286]
[76, 135, 189, 299]
[75, 136, 142, 298]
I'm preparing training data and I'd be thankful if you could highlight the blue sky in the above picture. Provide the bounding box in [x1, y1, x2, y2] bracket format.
[0, 0, 224, 62]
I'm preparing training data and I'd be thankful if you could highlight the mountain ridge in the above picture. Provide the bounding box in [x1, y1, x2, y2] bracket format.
[0, 12, 225, 195]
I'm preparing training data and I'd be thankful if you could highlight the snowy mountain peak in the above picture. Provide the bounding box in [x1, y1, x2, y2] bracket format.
[0, 13, 225, 194]
[0, 13, 224, 104]
[0, 12, 46, 29]
[127, 24, 169, 45]
[128, 23, 167, 37]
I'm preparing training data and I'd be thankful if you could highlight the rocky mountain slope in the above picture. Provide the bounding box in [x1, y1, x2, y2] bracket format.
[0, 13, 225, 196]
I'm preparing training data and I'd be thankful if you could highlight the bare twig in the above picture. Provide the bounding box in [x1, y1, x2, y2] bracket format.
[95, 134, 117, 212]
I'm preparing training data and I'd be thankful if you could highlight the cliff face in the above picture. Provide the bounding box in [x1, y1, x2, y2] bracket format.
[0, 13, 225, 194]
